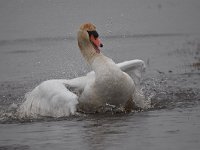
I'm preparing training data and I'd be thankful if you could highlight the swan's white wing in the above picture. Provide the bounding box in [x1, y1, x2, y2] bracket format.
[18, 74, 95, 118]
[61, 76, 89, 92]
[117, 59, 145, 72]
[85, 59, 145, 84]
[18, 79, 79, 118]
[117, 59, 145, 84]
[60, 73, 95, 96]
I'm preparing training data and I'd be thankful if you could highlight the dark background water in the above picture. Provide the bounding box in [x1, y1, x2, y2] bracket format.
[0, 0, 200, 149]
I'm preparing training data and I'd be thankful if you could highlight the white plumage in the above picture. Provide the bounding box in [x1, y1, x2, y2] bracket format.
[18, 23, 146, 117]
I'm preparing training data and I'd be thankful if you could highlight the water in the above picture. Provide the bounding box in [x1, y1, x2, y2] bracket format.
[0, 0, 200, 149]
[0, 107, 200, 150]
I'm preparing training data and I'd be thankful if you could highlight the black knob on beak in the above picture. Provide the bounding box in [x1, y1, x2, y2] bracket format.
[100, 43, 103, 47]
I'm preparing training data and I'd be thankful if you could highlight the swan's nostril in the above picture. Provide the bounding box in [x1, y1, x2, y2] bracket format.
[100, 43, 103, 47]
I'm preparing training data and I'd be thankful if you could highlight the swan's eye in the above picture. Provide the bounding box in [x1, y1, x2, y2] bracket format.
[87, 30, 99, 39]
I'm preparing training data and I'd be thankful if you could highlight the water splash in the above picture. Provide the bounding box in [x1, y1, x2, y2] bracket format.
[142, 73, 200, 110]
[0, 73, 199, 123]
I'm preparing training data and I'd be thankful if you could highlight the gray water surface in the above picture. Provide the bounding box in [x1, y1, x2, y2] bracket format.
[0, 0, 200, 150]
[1, 106, 200, 150]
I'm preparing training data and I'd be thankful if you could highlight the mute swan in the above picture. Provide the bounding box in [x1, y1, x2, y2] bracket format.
[18, 23, 146, 118]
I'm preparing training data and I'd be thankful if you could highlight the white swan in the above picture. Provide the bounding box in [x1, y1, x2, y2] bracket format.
[18, 23, 146, 118]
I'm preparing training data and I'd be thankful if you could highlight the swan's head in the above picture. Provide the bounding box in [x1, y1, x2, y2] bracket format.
[78, 23, 103, 54]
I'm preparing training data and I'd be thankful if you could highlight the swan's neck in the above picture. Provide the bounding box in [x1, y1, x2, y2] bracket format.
[79, 43, 100, 64]
[77, 30, 120, 74]
[77, 31, 100, 64]
[91, 54, 123, 79]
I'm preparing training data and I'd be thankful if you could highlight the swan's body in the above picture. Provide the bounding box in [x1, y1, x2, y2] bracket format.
[18, 23, 146, 117]
[78, 54, 135, 112]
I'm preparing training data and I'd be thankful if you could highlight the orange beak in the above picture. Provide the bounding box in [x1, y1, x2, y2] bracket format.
[90, 35, 103, 48]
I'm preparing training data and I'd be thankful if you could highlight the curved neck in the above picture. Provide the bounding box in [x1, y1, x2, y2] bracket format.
[77, 31, 101, 64]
